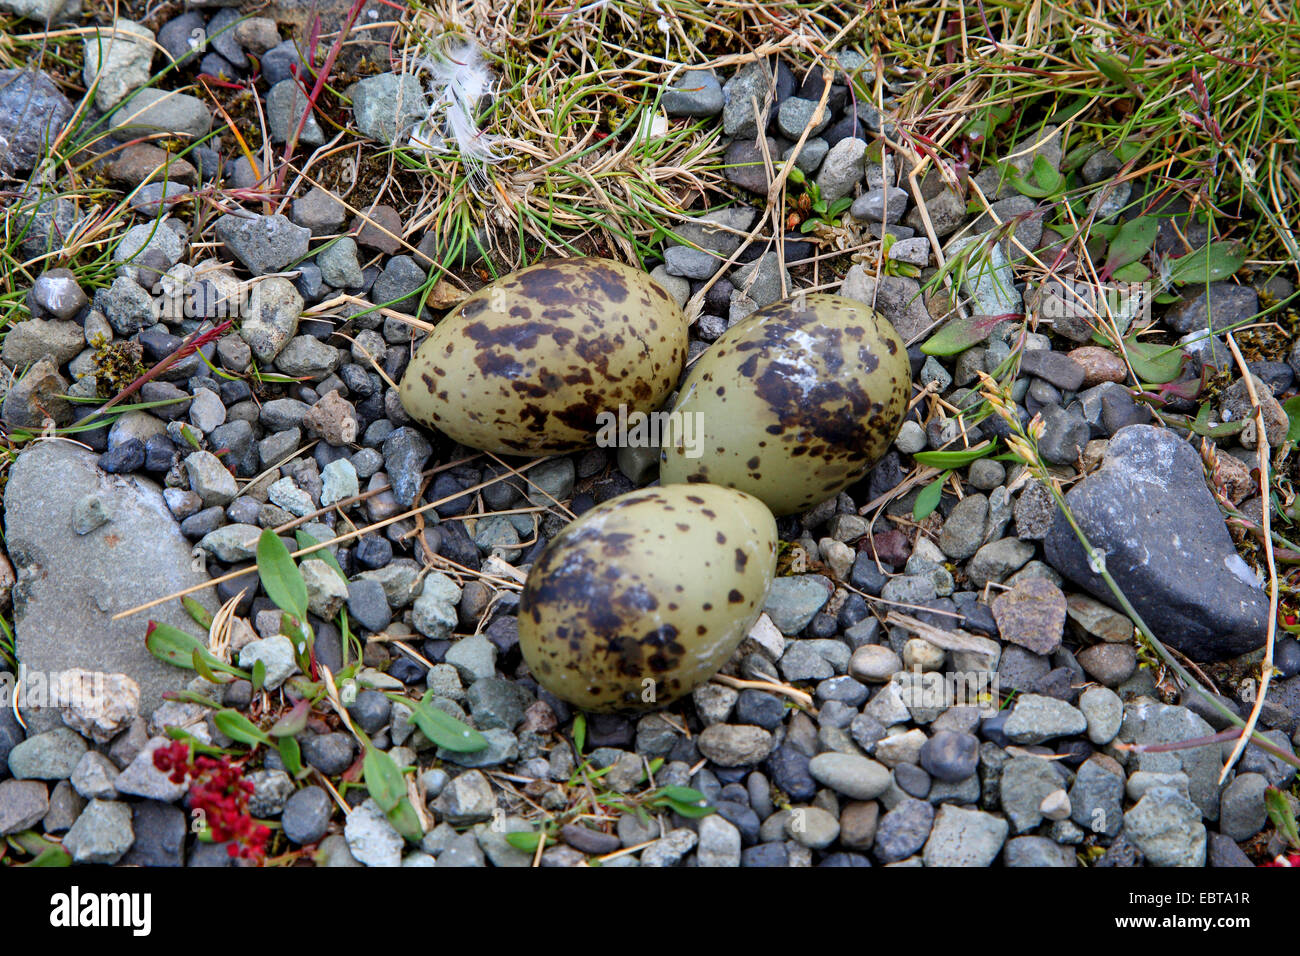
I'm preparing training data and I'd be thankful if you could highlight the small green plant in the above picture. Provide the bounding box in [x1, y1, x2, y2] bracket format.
[504, 712, 714, 857]
[787, 167, 854, 232]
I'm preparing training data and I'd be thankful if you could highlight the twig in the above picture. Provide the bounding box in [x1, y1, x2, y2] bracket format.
[1218, 333, 1279, 781]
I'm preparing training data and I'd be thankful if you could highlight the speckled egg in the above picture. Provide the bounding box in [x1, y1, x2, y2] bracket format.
[659, 294, 910, 515]
[398, 257, 688, 455]
[519, 484, 778, 712]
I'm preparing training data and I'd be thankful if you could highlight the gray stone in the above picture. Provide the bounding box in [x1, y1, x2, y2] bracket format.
[721, 60, 772, 138]
[664, 245, 720, 280]
[641, 827, 698, 866]
[1045, 425, 1267, 660]
[808, 753, 890, 799]
[267, 78, 323, 145]
[1166, 282, 1258, 336]
[0, 70, 73, 175]
[110, 89, 212, 139]
[816, 137, 868, 203]
[852, 187, 908, 224]
[238, 635, 298, 690]
[1000, 755, 1067, 833]
[873, 796, 934, 862]
[382, 427, 432, 507]
[5, 443, 217, 731]
[0, 779, 49, 833]
[349, 72, 427, 145]
[1004, 835, 1075, 867]
[1219, 772, 1267, 841]
[82, 19, 154, 111]
[1069, 755, 1124, 837]
[763, 575, 832, 634]
[1079, 685, 1123, 744]
[696, 813, 741, 867]
[317, 237, 365, 287]
[1119, 699, 1221, 821]
[662, 69, 724, 117]
[344, 798, 403, 867]
[282, 786, 332, 844]
[275, 335, 341, 380]
[2, 358, 73, 427]
[115, 738, 188, 801]
[63, 799, 134, 864]
[1124, 786, 1206, 867]
[216, 214, 310, 275]
[444, 633, 496, 683]
[776, 96, 829, 138]
[1004, 694, 1087, 744]
[966, 537, 1034, 588]
[922, 805, 1008, 866]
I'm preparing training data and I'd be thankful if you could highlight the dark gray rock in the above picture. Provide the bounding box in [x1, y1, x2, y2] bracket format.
[662, 69, 723, 117]
[1165, 282, 1258, 336]
[1044, 425, 1267, 661]
[282, 785, 332, 844]
[215, 213, 310, 274]
[121, 800, 186, 866]
[0, 70, 74, 177]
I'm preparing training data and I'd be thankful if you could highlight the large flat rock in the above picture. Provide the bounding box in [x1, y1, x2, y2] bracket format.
[4, 440, 218, 732]
[1044, 425, 1267, 661]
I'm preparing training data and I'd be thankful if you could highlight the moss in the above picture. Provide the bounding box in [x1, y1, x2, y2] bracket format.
[92, 338, 145, 398]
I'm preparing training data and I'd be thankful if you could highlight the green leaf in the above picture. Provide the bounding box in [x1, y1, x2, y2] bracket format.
[23, 845, 73, 867]
[913, 471, 950, 521]
[1165, 240, 1248, 285]
[1266, 786, 1300, 849]
[913, 441, 997, 469]
[390, 693, 488, 753]
[182, 597, 213, 630]
[657, 785, 708, 804]
[1283, 396, 1300, 443]
[1111, 261, 1151, 283]
[363, 744, 407, 813]
[212, 709, 273, 747]
[295, 529, 347, 582]
[1125, 338, 1185, 384]
[1104, 216, 1159, 273]
[1008, 155, 1064, 198]
[505, 831, 555, 852]
[192, 648, 232, 685]
[385, 797, 424, 843]
[573, 712, 587, 755]
[251, 658, 266, 693]
[146, 621, 207, 670]
[921, 313, 1010, 356]
[257, 529, 308, 619]
[269, 699, 311, 737]
[278, 735, 307, 778]
[661, 797, 716, 819]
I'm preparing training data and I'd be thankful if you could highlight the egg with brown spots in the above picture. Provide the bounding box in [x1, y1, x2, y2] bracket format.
[519, 484, 778, 712]
[398, 257, 688, 455]
[659, 294, 910, 515]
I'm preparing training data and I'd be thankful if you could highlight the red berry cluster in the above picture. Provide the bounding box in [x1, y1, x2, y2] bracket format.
[1265, 853, 1300, 867]
[154, 742, 272, 860]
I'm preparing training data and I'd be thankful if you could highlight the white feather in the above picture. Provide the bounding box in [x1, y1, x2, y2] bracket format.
[409, 37, 503, 173]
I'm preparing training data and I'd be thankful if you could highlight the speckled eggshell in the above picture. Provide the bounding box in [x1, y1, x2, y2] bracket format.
[398, 257, 688, 455]
[659, 294, 910, 516]
[519, 483, 778, 712]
